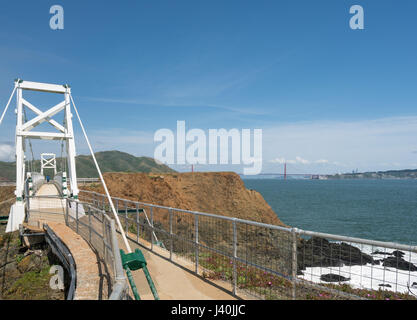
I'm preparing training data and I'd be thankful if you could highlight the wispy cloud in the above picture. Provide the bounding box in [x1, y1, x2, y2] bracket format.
[73, 129, 155, 157]
[80, 96, 266, 115]
[0, 143, 14, 161]
[315, 159, 329, 164]
[159, 48, 292, 99]
[79, 52, 292, 117]
[263, 116, 417, 173]
[69, 115, 417, 174]
[269, 156, 312, 165]
[0, 45, 70, 64]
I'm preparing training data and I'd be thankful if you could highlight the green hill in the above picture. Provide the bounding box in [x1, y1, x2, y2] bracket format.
[0, 150, 176, 180]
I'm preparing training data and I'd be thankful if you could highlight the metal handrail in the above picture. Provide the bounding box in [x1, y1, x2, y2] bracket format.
[80, 189, 417, 300]
[80, 190, 417, 252]
[82, 190, 292, 232]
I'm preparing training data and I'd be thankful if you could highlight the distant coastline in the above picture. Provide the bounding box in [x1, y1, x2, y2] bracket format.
[241, 168, 417, 180]
[325, 168, 417, 180]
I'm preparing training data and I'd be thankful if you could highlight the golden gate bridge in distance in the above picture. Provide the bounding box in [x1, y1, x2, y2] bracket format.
[242, 164, 324, 180]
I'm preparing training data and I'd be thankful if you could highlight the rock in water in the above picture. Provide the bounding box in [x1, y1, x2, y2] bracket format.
[320, 274, 350, 282]
[372, 250, 391, 256]
[382, 256, 417, 271]
[297, 237, 375, 271]
[391, 250, 405, 258]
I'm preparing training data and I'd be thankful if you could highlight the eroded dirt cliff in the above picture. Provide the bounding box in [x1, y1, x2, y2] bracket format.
[82, 172, 285, 227]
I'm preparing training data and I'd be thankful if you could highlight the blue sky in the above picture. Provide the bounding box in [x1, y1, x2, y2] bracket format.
[0, 1, 417, 174]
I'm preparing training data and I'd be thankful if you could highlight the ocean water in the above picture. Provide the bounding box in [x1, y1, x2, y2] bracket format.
[243, 179, 417, 246]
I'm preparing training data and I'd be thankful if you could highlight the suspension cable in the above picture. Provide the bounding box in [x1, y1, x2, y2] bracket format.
[23, 108, 35, 173]
[69, 94, 132, 253]
[60, 138, 66, 172]
[61, 116, 68, 173]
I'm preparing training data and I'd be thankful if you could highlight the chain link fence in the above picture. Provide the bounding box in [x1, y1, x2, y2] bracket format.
[79, 190, 417, 300]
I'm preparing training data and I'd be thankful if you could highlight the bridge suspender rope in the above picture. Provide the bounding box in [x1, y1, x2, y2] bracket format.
[23, 108, 35, 173]
[70, 94, 160, 300]
[0, 86, 17, 127]
[69, 94, 132, 253]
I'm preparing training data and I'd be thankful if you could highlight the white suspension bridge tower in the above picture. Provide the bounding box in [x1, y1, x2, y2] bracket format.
[0, 79, 132, 253]
[40, 153, 57, 176]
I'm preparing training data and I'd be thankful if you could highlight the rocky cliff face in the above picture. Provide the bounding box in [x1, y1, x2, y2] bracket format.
[82, 172, 285, 227]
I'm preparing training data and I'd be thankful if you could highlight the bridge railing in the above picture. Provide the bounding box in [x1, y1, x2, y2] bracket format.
[0, 180, 16, 186]
[77, 178, 100, 186]
[78, 190, 417, 300]
[65, 198, 128, 300]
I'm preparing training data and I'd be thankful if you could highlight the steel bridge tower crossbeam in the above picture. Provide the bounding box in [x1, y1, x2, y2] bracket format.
[41, 153, 57, 176]
[14, 80, 80, 199]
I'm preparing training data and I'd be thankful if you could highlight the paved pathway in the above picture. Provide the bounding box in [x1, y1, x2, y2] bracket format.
[28, 184, 65, 227]
[27, 183, 106, 300]
[47, 221, 103, 300]
[117, 233, 239, 300]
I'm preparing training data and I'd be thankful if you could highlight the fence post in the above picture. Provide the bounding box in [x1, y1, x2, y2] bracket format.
[110, 219, 125, 283]
[76, 201, 79, 234]
[150, 207, 154, 251]
[88, 205, 92, 243]
[125, 200, 128, 234]
[64, 198, 68, 226]
[136, 203, 140, 242]
[169, 208, 173, 262]
[27, 196, 31, 222]
[291, 228, 298, 300]
[194, 215, 199, 274]
[102, 211, 106, 263]
[233, 219, 237, 296]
